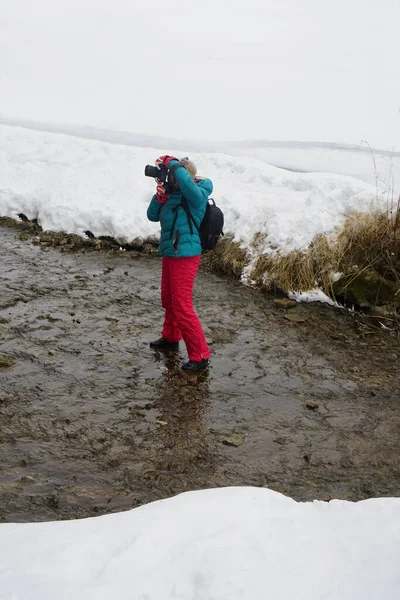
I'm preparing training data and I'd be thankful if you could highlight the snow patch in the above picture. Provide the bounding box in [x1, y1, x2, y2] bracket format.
[288, 289, 343, 307]
[0, 487, 399, 600]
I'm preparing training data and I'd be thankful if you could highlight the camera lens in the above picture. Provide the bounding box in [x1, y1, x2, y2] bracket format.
[144, 165, 159, 178]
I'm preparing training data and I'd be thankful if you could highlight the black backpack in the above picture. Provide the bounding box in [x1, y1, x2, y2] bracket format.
[181, 197, 224, 251]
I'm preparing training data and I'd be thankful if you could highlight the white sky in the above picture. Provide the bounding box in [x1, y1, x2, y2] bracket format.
[1, 0, 400, 148]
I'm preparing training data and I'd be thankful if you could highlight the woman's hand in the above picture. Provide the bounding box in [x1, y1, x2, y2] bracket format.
[155, 181, 168, 204]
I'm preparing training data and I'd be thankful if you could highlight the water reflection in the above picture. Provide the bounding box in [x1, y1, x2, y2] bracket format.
[150, 349, 213, 481]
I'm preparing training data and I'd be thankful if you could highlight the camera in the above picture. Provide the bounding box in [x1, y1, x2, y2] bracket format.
[144, 164, 168, 183]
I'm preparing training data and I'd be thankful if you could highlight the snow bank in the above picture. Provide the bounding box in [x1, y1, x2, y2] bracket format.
[0, 487, 399, 600]
[0, 124, 383, 257]
[226, 142, 400, 195]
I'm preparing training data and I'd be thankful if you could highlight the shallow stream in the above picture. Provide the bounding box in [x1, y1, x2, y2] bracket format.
[1, 224, 399, 522]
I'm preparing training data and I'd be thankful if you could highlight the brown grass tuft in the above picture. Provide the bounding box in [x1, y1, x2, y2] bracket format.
[251, 234, 334, 294]
[201, 237, 248, 278]
[335, 202, 400, 285]
[250, 199, 400, 299]
[201, 200, 400, 305]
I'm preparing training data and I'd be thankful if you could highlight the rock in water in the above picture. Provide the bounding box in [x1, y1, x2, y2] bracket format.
[284, 312, 308, 323]
[0, 355, 15, 368]
[222, 434, 244, 447]
[274, 298, 297, 309]
[306, 401, 319, 410]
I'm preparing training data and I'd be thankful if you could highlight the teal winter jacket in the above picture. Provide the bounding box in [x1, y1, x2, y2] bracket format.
[147, 161, 213, 257]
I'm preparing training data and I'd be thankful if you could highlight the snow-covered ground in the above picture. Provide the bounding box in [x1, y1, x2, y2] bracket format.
[1, 487, 399, 600]
[0, 123, 390, 254]
[226, 142, 400, 195]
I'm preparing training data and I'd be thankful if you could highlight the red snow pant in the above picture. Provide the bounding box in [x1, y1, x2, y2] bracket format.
[161, 256, 210, 362]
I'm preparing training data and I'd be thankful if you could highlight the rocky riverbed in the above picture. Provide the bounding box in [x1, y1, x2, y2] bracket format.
[0, 221, 399, 522]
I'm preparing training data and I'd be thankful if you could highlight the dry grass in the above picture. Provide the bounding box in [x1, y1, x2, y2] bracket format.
[250, 199, 400, 299]
[202, 200, 400, 306]
[251, 234, 334, 294]
[335, 200, 400, 285]
[201, 237, 248, 278]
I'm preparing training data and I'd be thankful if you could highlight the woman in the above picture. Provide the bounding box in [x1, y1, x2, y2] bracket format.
[147, 154, 211, 372]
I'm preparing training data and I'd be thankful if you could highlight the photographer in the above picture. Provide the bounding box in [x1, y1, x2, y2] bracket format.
[146, 155, 212, 373]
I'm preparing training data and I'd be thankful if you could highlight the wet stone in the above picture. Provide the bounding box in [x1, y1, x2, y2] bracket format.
[274, 298, 297, 309]
[306, 401, 319, 410]
[284, 312, 309, 323]
[0, 355, 15, 368]
[221, 434, 245, 447]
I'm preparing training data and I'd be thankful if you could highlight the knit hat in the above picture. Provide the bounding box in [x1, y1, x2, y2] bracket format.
[179, 157, 197, 180]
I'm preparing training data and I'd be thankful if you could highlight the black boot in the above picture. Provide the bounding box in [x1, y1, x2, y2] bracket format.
[150, 337, 179, 350]
[182, 359, 209, 372]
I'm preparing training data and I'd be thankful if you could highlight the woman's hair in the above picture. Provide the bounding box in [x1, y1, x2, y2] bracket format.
[179, 157, 197, 180]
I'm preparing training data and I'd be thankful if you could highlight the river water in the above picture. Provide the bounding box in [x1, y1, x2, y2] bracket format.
[0, 223, 399, 522]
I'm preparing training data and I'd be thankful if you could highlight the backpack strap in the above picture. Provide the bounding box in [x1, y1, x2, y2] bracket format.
[170, 195, 201, 240]
[180, 196, 199, 235]
[170, 205, 180, 239]
[169, 196, 197, 239]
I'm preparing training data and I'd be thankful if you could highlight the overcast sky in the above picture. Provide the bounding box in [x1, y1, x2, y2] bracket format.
[1, 0, 399, 148]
